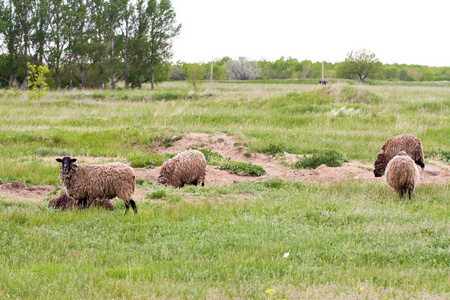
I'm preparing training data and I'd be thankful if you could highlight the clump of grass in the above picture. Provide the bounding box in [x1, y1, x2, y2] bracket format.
[219, 159, 266, 176]
[426, 150, 450, 162]
[188, 147, 224, 165]
[161, 135, 183, 148]
[35, 147, 71, 156]
[258, 143, 289, 156]
[151, 91, 188, 101]
[128, 152, 173, 168]
[294, 150, 348, 169]
[147, 190, 167, 199]
[263, 178, 287, 189]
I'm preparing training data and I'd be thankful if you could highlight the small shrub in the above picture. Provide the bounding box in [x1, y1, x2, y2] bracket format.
[259, 143, 288, 156]
[92, 92, 107, 100]
[263, 178, 287, 189]
[136, 178, 145, 185]
[294, 150, 348, 169]
[219, 160, 266, 176]
[128, 152, 171, 168]
[147, 190, 167, 199]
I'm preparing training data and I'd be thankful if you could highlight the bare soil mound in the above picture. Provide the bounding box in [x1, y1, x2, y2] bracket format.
[1, 132, 448, 202]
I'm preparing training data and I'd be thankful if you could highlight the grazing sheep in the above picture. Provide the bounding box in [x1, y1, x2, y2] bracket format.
[374, 134, 424, 178]
[158, 150, 206, 188]
[48, 192, 116, 211]
[56, 157, 137, 214]
[385, 151, 420, 200]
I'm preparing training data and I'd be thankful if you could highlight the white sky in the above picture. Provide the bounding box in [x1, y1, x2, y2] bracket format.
[170, 0, 450, 67]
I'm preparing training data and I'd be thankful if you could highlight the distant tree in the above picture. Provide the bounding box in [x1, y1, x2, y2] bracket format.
[384, 67, 398, 80]
[336, 49, 382, 81]
[185, 63, 205, 89]
[399, 69, 413, 81]
[225, 57, 260, 80]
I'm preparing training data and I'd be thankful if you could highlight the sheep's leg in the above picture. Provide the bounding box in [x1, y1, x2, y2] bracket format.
[77, 198, 87, 209]
[124, 202, 130, 215]
[408, 189, 412, 200]
[130, 199, 137, 214]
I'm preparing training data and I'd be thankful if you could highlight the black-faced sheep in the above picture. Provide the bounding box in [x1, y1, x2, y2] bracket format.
[49, 192, 116, 211]
[385, 151, 420, 200]
[373, 134, 424, 177]
[158, 150, 206, 188]
[56, 157, 137, 214]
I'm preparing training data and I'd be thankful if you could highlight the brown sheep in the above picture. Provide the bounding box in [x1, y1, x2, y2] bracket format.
[385, 151, 420, 200]
[158, 150, 206, 188]
[56, 157, 137, 214]
[49, 192, 116, 211]
[374, 134, 424, 177]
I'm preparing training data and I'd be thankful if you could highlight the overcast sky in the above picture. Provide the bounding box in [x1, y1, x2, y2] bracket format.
[170, 0, 450, 67]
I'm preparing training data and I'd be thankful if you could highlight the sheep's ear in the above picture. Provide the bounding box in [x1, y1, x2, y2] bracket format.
[56, 158, 62, 162]
[71, 158, 77, 163]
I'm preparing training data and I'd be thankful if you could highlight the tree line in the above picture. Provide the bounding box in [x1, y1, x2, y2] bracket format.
[0, 0, 180, 90]
[172, 51, 450, 83]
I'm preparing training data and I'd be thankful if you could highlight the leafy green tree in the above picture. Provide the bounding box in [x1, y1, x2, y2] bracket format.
[399, 69, 413, 81]
[127, 0, 180, 89]
[0, 1, 22, 89]
[336, 49, 382, 81]
[27, 62, 50, 99]
[185, 63, 205, 89]
[384, 67, 398, 80]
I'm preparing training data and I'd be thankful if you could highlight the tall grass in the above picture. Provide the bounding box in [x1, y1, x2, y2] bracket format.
[0, 181, 449, 298]
[0, 81, 449, 298]
[0, 81, 449, 185]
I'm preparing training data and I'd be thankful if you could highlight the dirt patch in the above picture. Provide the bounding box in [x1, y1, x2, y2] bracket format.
[0, 181, 57, 202]
[1, 133, 449, 203]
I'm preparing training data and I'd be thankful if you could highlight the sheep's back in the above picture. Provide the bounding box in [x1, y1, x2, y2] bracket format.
[382, 134, 424, 163]
[385, 156, 419, 192]
[63, 163, 135, 200]
[158, 150, 206, 187]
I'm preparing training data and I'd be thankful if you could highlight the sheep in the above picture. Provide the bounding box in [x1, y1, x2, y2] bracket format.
[56, 157, 137, 214]
[373, 134, 425, 178]
[385, 151, 420, 200]
[158, 150, 206, 188]
[48, 192, 116, 211]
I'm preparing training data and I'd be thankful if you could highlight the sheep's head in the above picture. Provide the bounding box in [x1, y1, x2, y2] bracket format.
[373, 152, 387, 177]
[56, 157, 77, 174]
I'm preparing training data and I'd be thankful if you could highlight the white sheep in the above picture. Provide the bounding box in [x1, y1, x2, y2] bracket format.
[56, 157, 137, 214]
[385, 151, 420, 200]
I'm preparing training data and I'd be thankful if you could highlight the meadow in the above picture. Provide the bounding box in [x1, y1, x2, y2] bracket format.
[0, 80, 449, 299]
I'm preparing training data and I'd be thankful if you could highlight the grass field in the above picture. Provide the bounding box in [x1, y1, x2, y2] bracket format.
[0, 80, 449, 299]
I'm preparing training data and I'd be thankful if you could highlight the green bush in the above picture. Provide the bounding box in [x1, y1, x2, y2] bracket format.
[294, 150, 348, 169]
[219, 160, 266, 176]
[258, 143, 288, 156]
[128, 152, 172, 168]
[147, 190, 168, 199]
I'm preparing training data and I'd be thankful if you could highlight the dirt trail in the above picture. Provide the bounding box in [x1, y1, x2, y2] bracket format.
[1, 133, 449, 202]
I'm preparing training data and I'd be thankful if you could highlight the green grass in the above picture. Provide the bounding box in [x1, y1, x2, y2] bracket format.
[0, 181, 449, 298]
[0, 80, 449, 298]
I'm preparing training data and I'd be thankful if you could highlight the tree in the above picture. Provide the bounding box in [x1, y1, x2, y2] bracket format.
[336, 49, 382, 81]
[225, 57, 260, 80]
[185, 63, 205, 89]
[127, 0, 180, 89]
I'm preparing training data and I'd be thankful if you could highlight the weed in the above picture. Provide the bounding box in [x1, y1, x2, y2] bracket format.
[219, 159, 266, 176]
[294, 150, 349, 169]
